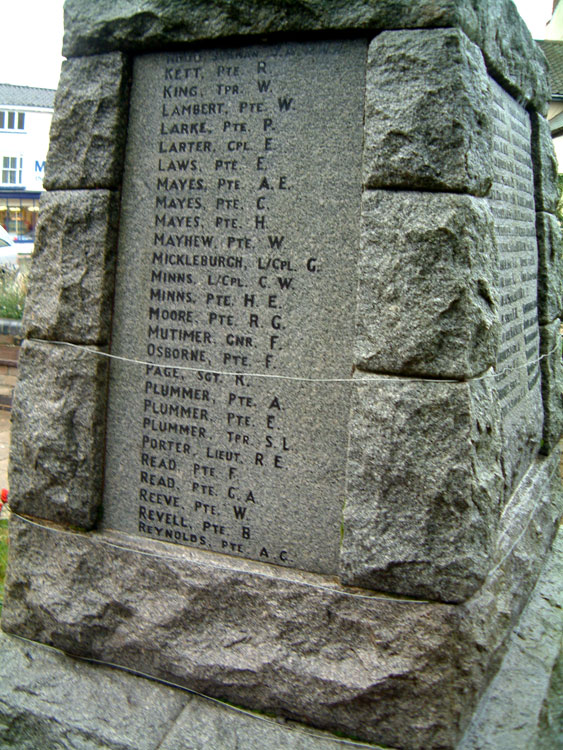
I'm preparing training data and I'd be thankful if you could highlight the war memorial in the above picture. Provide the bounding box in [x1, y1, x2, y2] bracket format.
[1, 1, 563, 747]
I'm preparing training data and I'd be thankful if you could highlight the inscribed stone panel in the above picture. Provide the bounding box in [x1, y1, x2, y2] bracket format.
[487, 78, 543, 496]
[102, 40, 366, 575]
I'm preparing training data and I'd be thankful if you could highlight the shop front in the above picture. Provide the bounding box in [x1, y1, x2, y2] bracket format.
[0, 190, 41, 247]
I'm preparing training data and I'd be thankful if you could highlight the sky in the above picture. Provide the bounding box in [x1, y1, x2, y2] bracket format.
[0, 0, 557, 91]
[515, 0, 553, 37]
[1, 0, 65, 90]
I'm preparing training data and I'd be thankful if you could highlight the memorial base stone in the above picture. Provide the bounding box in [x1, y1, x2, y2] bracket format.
[3, 448, 562, 750]
[2, 518, 563, 750]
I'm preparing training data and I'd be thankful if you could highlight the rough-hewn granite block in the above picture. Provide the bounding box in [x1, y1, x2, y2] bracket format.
[363, 29, 492, 195]
[356, 191, 499, 379]
[23, 190, 119, 345]
[0, 632, 189, 750]
[341, 374, 503, 602]
[3, 449, 561, 750]
[537, 211, 563, 325]
[61, 0, 548, 111]
[156, 699, 361, 750]
[531, 112, 559, 215]
[473, 0, 549, 114]
[537, 633, 563, 750]
[0, 627, 360, 750]
[459, 525, 563, 750]
[539, 319, 563, 455]
[44, 53, 131, 190]
[8, 339, 108, 529]
[3, 525, 563, 749]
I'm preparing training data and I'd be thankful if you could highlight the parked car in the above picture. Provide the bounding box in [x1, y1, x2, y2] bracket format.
[0, 226, 32, 267]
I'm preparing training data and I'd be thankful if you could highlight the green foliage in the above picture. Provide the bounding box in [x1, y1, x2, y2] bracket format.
[0, 267, 28, 320]
[0, 518, 8, 612]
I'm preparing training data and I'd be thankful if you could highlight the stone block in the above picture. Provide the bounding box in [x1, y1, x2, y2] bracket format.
[537, 633, 563, 750]
[341, 374, 503, 602]
[158, 694, 365, 750]
[539, 319, 563, 455]
[61, 0, 547, 110]
[44, 53, 131, 190]
[8, 339, 108, 529]
[23, 190, 119, 345]
[2, 448, 561, 750]
[363, 29, 493, 195]
[459, 517, 563, 749]
[0, 632, 189, 750]
[3, 518, 562, 750]
[472, 0, 549, 114]
[356, 191, 499, 379]
[0, 625, 367, 750]
[531, 112, 559, 215]
[537, 211, 563, 325]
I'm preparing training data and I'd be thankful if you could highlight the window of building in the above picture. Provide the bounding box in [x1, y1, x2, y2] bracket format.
[0, 196, 39, 242]
[1, 157, 23, 185]
[0, 111, 25, 130]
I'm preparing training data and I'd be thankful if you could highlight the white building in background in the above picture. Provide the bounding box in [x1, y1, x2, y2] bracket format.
[0, 83, 55, 248]
[539, 0, 563, 169]
[546, 0, 563, 40]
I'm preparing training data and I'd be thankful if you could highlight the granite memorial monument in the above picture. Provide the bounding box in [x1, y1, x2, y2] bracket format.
[1, 1, 563, 748]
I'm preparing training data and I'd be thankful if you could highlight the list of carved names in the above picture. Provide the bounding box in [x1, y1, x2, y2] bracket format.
[487, 78, 543, 491]
[103, 41, 366, 575]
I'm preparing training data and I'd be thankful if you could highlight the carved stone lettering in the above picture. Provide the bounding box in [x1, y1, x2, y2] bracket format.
[102, 40, 366, 574]
[487, 78, 543, 495]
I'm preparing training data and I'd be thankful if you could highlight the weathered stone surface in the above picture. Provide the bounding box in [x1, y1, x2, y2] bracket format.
[0, 632, 385, 750]
[537, 633, 563, 750]
[356, 191, 499, 379]
[61, 0, 547, 110]
[8, 339, 108, 529]
[0, 632, 189, 750]
[44, 53, 130, 190]
[491, 451, 563, 602]
[493, 332, 544, 507]
[472, 0, 549, 114]
[4, 450, 561, 750]
[2, 518, 461, 749]
[539, 319, 563, 455]
[531, 112, 559, 215]
[537, 211, 563, 325]
[102, 40, 365, 575]
[3, 524, 563, 750]
[159, 695, 374, 750]
[459, 524, 563, 750]
[3, 4, 558, 749]
[363, 29, 492, 195]
[341, 374, 503, 602]
[23, 190, 119, 345]
[484, 76, 545, 499]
